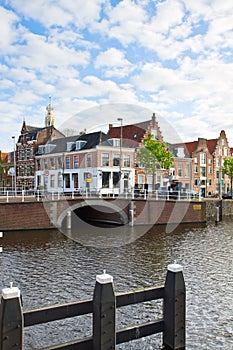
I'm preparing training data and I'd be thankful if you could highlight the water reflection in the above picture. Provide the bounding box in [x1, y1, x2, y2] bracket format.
[0, 221, 232, 349]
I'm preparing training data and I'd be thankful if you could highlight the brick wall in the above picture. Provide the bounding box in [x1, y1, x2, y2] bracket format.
[0, 202, 53, 231]
[0, 198, 207, 231]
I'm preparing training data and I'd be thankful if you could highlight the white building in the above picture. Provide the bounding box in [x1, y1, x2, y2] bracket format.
[35, 131, 135, 196]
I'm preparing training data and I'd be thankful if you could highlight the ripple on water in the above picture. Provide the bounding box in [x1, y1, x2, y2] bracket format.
[1, 222, 232, 349]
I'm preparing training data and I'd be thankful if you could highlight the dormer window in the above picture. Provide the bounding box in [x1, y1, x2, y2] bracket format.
[45, 144, 56, 154]
[38, 145, 45, 154]
[177, 147, 185, 158]
[67, 142, 74, 151]
[110, 138, 120, 147]
[75, 140, 87, 150]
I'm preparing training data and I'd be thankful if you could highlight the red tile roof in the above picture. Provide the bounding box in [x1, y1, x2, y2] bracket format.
[107, 120, 151, 147]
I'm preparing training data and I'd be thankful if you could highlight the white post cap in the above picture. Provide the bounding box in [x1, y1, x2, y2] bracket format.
[167, 260, 183, 273]
[96, 270, 113, 284]
[2, 283, 20, 300]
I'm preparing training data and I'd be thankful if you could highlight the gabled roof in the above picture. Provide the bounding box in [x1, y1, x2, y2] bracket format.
[41, 131, 110, 154]
[107, 120, 151, 147]
[207, 139, 218, 155]
[175, 137, 219, 157]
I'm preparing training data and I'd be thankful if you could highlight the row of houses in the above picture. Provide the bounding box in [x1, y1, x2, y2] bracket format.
[0, 101, 232, 197]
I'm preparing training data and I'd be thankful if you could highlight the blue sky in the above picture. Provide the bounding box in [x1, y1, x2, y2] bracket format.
[1, 0, 233, 152]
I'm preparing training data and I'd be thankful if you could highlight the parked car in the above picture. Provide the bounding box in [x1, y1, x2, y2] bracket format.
[222, 190, 232, 199]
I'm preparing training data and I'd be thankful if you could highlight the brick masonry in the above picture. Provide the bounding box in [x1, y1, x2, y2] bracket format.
[0, 197, 211, 231]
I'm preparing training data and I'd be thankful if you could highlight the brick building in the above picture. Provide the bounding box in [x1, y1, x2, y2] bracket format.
[16, 101, 64, 190]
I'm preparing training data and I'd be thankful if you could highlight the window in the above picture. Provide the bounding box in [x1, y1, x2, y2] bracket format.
[76, 141, 86, 150]
[124, 155, 130, 167]
[50, 158, 55, 169]
[151, 129, 158, 140]
[102, 153, 109, 166]
[74, 156, 79, 169]
[18, 149, 23, 160]
[113, 172, 119, 188]
[29, 148, 34, 159]
[177, 147, 185, 158]
[102, 172, 110, 188]
[66, 156, 70, 169]
[194, 157, 198, 163]
[194, 179, 199, 186]
[38, 145, 45, 155]
[45, 144, 55, 154]
[86, 154, 91, 167]
[113, 154, 120, 166]
[200, 153, 206, 165]
[50, 174, 55, 188]
[208, 179, 212, 186]
[138, 174, 145, 188]
[36, 159, 41, 171]
[64, 174, 70, 188]
[200, 167, 206, 177]
[113, 139, 120, 147]
[58, 172, 63, 188]
[58, 157, 63, 169]
[44, 159, 48, 170]
[185, 164, 189, 177]
[178, 165, 182, 177]
[72, 173, 79, 188]
[208, 166, 212, 174]
[66, 142, 74, 151]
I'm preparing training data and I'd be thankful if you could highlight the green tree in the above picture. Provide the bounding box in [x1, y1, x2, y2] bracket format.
[137, 136, 174, 190]
[222, 157, 233, 198]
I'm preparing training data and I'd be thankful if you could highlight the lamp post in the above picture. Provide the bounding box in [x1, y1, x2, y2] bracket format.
[117, 118, 123, 194]
[12, 136, 17, 196]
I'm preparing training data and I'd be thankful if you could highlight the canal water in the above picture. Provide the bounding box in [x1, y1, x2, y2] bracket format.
[0, 220, 232, 349]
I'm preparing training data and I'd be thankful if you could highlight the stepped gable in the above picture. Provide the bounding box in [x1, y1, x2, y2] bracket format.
[107, 113, 163, 148]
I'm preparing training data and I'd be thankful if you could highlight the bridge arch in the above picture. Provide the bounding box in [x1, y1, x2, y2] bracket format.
[57, 199, 129, 229]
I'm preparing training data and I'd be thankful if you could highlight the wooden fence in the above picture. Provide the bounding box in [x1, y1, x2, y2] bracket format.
[0, 263, 186, 350]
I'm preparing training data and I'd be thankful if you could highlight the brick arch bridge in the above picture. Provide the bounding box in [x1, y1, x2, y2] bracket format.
[0, 196, 205, 231]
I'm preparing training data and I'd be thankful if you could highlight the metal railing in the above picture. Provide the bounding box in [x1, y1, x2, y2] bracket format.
[0, 187, 200, 203]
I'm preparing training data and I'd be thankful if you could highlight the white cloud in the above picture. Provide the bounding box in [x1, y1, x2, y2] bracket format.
[94, 48, 133, 77]
[0, 6, 20, 52]
[0, 0, 233, 151]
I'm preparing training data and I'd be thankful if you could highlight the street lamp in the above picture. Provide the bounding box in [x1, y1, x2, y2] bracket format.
[117, 118, 123, 194]
[12, 136, 17, 196]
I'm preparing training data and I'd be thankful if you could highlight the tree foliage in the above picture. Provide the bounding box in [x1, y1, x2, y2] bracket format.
[222, 157, 233, 198]
[137, 136, 174, 178]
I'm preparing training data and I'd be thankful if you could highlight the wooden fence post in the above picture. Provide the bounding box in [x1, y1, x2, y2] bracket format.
[0, 283, 23, 350]
[93, 270, 116, 350]
[163, 262, 186, 350]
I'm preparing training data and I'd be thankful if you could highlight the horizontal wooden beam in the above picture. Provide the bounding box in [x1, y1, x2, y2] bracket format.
[24, 299, 93, 327]
[116, 286, 164, 307]
[117, 320, 164, 344]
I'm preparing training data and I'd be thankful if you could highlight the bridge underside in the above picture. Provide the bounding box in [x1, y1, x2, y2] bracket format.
[73, 205, 127, 226]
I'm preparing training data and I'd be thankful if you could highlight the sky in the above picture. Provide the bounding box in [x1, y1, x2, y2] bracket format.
[1, 0, 233, 152]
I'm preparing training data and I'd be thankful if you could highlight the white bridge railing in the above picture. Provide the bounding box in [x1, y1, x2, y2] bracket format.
[0, 187, 200, 202]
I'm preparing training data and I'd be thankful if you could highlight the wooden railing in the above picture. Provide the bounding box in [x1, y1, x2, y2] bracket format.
[0, 264, 185, 350]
